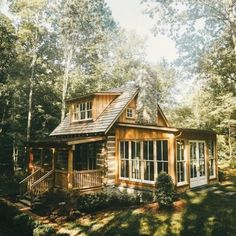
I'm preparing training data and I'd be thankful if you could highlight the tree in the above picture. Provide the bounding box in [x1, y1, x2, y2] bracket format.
[10, 0, 55, 141]
[0, 13, 17, 82]
[143, 0, 236, 70]
[55, 0, 117, 120]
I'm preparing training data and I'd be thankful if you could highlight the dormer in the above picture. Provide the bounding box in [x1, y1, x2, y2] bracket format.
[67, 92, 120, 123]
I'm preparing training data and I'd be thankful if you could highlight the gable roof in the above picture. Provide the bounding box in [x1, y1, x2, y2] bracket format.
[50, 86, 139, 137]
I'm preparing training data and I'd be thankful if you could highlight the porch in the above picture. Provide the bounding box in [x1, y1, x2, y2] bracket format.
[20, 137, 106, 199]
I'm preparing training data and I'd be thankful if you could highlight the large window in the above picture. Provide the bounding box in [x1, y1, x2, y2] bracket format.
[208, 141, 216, 178]
[73, 101, 92, 121]
[120, 141, 129, 178]
[73, 143, 97, 171]
[131, 141, 141, 180]
[119, 140, 168, 183]
[176, 140, 186, 184]
[157, 140, 168, 174]
[143, 141, 154, 181]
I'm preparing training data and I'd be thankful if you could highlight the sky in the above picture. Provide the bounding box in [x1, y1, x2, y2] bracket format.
[105, 0, 178, 63]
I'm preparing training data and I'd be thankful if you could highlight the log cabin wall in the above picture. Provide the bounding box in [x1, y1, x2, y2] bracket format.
[114, 126, 176, 188]
[105, 131, 116, 185]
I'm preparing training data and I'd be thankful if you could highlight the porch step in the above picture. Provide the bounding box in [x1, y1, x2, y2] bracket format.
[19, 198, 32, 207]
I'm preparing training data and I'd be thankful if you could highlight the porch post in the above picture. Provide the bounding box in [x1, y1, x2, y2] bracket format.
[51, 148, 56, 170]
[68, 146, 74, 190]
[40, 148, 44, 169]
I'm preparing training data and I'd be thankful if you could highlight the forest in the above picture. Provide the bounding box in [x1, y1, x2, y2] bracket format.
[0, 0, 235, 175]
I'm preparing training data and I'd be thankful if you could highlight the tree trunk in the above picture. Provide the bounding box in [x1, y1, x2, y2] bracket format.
[26, 52, 36, 142]
[61, 44, 73, 121]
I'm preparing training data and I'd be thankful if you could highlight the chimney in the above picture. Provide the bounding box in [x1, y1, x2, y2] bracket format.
[135, 69, 157, 125]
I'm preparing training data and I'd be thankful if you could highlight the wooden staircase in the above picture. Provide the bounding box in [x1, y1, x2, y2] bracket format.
[19, 168, 54, 206]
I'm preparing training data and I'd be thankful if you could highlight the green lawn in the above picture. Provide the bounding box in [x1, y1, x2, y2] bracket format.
[58, 169, 236, 236]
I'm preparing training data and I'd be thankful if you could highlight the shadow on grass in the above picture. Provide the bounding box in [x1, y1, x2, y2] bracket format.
[180, 172, 236, 236]
[71, 171, 236, 236]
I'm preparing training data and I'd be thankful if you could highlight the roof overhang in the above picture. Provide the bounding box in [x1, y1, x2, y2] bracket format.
[116, 122, 179, 132]
[28, 136, 106, 148]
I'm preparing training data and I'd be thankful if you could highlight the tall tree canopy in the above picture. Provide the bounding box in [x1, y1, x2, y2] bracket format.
[143, 0, 236, 70]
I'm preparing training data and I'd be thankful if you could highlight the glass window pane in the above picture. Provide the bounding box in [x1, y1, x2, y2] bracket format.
[157, 141, 162, 160]
[149, 141, 153, 160]
[163, 141, 168, 161]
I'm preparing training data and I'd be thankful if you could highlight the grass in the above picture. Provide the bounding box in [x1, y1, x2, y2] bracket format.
[57, 168, 236, 236]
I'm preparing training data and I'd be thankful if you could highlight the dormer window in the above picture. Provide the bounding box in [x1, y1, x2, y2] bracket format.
[126, 108, 135, 119]
[73, 101, 92, 121]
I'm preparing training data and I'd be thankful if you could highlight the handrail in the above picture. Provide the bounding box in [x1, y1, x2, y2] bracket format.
[19, 168, 41, 184]
[74, 169, 102, 174]
[31, 169, 54, 188]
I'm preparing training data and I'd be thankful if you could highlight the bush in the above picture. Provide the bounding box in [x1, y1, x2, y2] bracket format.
[33, 224, 56, 236]
[155, 172, 176, 209]
[77, 187, 142, 212]
[0, 200, 64, 236]
[13, 213, 35, 236]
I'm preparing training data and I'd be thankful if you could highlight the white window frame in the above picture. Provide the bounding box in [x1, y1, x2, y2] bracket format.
[208, 141, 216, 179]
[120, 141, 129, 179]
[156, 140, 169, 174]
[73, 101, 92, 121]
[176, 140, 187, 186]
[119, 139, 168, 184]
[126, 108, 135, 119]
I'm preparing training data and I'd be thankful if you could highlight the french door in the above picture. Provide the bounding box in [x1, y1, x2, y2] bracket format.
[190, 141, 207, 188]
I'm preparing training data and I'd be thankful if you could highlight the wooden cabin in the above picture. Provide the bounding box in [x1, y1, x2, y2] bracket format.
[20, 84, 218, 199]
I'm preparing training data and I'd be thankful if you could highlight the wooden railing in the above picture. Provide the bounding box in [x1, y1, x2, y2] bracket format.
[19, 168, 42, 197]
[55, 170, 68, 189]
[30, 170, 54, 198]
[73, 169, 103, 189]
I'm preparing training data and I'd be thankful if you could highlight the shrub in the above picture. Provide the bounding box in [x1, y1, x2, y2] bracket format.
[13, 213, 35, 236]
[155, 172, 176, 209]
[139, 191, 154, 203]
[33, 224, 56, 236]
[77, 187, 142, 212]
[0, 200, 62, 236]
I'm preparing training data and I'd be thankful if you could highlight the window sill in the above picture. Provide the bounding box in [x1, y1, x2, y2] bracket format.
[119, 177, 155, 185]
[209, 176, 217, 180]
[125, 116, 135, 120]
[177, 181, 188, 187]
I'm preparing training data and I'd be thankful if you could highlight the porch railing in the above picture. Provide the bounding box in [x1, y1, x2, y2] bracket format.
[55, 170, 68, 189]
[19, 168, 43, 197]
[30, 170, 54, 198]
[73, 169, 103, 189]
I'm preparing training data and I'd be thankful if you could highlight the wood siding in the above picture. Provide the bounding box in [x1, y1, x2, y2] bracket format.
[115, 126, 176, 186]
[118, 96, 137, 124]
[92, 94, 118, 120]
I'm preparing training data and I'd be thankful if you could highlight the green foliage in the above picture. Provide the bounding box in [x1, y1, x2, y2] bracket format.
[0, 14, 17, 81]
[0, 200, 67, 235]
[143, 0, 236, 70]
[155, 172, 176, 209]
[77, 187, 142, 212]
[0, 201, 35, 236]
[33, 224, 56, 236]
[13, 213, 35, 236]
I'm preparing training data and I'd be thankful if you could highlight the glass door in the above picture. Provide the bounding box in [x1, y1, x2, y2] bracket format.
[190, 141, 207, 188]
